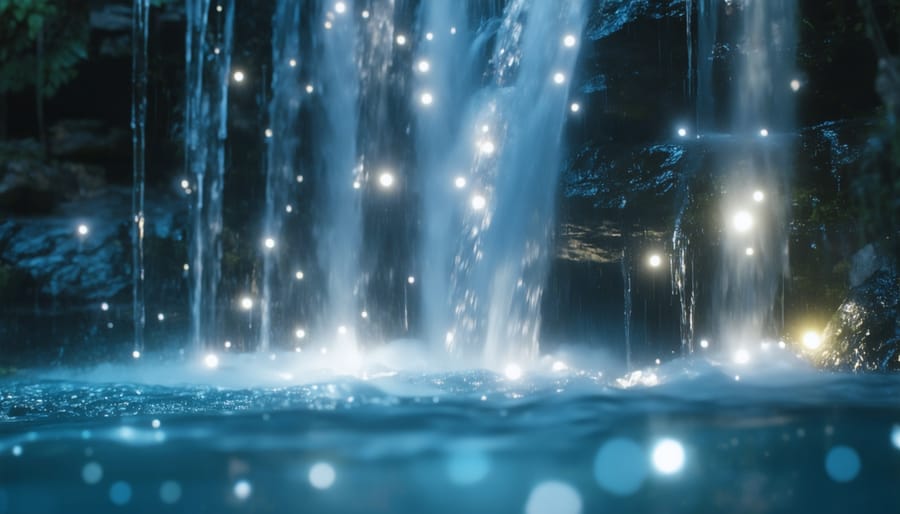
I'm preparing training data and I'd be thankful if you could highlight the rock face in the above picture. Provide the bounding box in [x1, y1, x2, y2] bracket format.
[813, 269, 900, 372]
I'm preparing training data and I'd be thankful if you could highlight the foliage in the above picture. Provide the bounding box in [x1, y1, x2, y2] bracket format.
[0, 0, 88, 97]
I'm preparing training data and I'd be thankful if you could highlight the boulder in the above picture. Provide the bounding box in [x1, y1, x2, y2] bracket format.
[812, 268, 900, 372]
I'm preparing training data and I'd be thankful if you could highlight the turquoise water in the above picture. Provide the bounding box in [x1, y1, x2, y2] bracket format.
[1, 352, 899, 513]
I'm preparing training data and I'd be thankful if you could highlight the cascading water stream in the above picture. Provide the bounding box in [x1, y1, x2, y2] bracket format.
[260, 0, 304, 353]
[417, 0, 587, 367]
[130, 0, 150, 356]
[185, 0, 211, 353]
[694, 0, 796, 351]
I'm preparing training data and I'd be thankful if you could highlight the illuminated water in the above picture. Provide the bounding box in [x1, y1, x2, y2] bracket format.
[3, 352, 900, 513]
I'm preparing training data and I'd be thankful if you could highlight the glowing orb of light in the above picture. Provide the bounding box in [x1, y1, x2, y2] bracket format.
[264, 237, 276, 249]
[446, 449, 491, 485]
[553, 72, 566, 85]
[183, 263, 190, 271]
[82, 462, 103, 484]
[407, 276, 416, 285]
[891, 425, 900, 449]
[204, 353, 219, 369]
[101, 302, 109, 311]
[151, 419, 161, 429]
[479, 140, 495, 155]
[790, 79, 801, 92]
[297, 175, 304, 183]
[265, 128, 273, 138]
[825, 446, 861, 483]
[216, 5, 223, 12]
[295, 328, 306, 339]
[77, 224, 89, 236]
[420, 92, 434, 106]
[309, 462, 336, 489]
[525, 481, 582, 514]
[233, 480, 252, 500]
[378, 171, 395, 188]
[471, 194, 487, 211]
[648, 254, 662, 268]
[759, 128, 769, 137]
[159, 481, 182, 504]
[745, 247, 755, 256]
[361, 310, 368, 319]
[450, 26, 457, 35]
[802, 330, 822, 350]
[337, 325, 348, 336]
[232, 71, 245, 83]
[353, 180, 361, 189]
[289, 58, 297, 67]
[504, 363, 523, 380]
[731, 210, 754, 233]
[157, 312, 165, 321]
[361, 10, 369, 18]
[733, 348, 751, 365]
[570, 103, 580, 113]
[224, 340, 232, 348]
[132, 350, 141, 359]
[563, 34, 577, 47]
[286, 204, 293, 213]
[417, 60, 430, 73]
[426, 32, 434, 40]
[552, 361, 568, 372]
[180, 179, 190, 189]
[396, 34, 407, 46]
[334, 1, 346, 14]
[594, 438, 648, 495]
[306, 84, 314, 94]
[295, 271, 304, 280]
[324, 21, 333, 30]
[651, 438, 686, 474]
[700, 339, 709, 349]
[677, 127, 688, 137]
[109, 481, 132, 506]
[240, 296, 253, 310]
[454, 176, 467, 189]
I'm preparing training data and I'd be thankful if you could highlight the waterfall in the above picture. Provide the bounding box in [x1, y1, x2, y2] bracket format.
[185, 0, 211, 353]
[131, 0, 150, 356]
[416, 0, 587, 367]
[695, 0, 796, 351]
[260, 0, 304, 353]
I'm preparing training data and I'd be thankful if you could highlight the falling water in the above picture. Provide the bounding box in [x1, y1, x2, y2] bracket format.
[417, 0, 587, 366]
[696, 0, 717, 134]
[130, 0, 150, 356]
[697, 0, 796, 350]
[622, 248, 633, 369]
[185, 0, 211, 353]
[260, 0, 304, 353]
[206, 0, 235, 350]
[185, 0, 233, 353]
[313, 0, 362, 348]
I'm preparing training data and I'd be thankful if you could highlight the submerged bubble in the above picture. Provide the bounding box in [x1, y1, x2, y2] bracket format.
[825, 446, 861, 482]
[309, 462, 336, 489]
[109, 481, 132, 506]
[233, 480, 252, 500]
[159, 480, 182, 504]
[594, 438, 647, 495]
[525, 481, 582, 514]
[446, 449, 490, 485]
[651, 438, 685, 474]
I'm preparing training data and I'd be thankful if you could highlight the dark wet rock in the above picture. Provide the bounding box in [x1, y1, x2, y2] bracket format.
[88, 4, 132, 32]
[0, 189, 183, 302]
[0, 141, 106, 214]
[49, 119, 129, 160]
[587, 0, 683, 41]
[812, 269, 900, 372]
